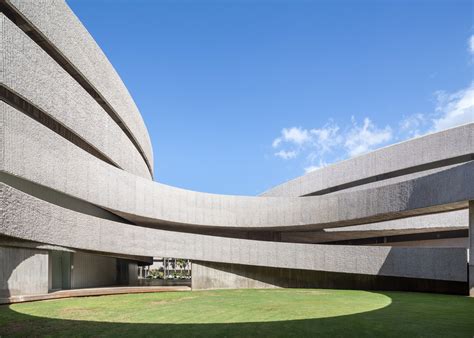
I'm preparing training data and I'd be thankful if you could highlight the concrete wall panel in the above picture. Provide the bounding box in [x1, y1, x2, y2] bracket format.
[0, 246, 48, 297]
[71, 252, 116, 289]
[0, 14, 150, 179]
[6, 0, 154, 172]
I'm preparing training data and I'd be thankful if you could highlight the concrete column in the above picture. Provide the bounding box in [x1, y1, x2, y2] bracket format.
[470, 201, 474, 296]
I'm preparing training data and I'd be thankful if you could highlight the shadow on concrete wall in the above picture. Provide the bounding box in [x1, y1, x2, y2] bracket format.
[194, 261, 468, 295]
[0, 291, 473, 337]
[0, 248, 39, 298]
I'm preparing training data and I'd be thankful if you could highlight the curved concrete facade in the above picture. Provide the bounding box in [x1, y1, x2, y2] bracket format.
[1, 15, 150, 179]
[5, 0, 154, 177]
[1, 1, 473, 297]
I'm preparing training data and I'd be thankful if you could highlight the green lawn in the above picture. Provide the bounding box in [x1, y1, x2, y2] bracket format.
[0, 289, 473, 337]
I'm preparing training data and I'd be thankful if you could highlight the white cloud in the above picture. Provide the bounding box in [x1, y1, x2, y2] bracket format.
[272, 118, 392, 170]
[274, 149, 298, 160]
[304, 165, 320, 173]
[304, 160, 328, 173]
[432, 83, 474, 131]
[272, 97, 470, 173]
[399, 113, 428, 138]
[272, 127, 311, 154]
[272, 137, 282, 148]
[310, 124, 342, 154]
[344, 118, 392, 157]
[281, 127, 311, 145]
[273, 123, 343, 163]
[305, 123, 342, 165]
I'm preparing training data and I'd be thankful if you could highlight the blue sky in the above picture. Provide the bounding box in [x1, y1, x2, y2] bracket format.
[68, 0, 473, 195]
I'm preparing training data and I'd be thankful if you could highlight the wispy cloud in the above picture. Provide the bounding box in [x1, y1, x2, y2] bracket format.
[271, 36, 474, 174]
[272, 127, 311, 150]
[432, 83, 474, 131]
[304, 160, 328, 173]
[399, 113, 428, 138]
[344, 118, 392, 157]
[272, 117, 393, 167]
[274, 149, 298, 160]
[272, 123, 344, 163]
[309, 123, 342, 155]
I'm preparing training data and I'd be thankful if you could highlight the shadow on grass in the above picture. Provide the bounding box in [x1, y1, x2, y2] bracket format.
[0, 291, 473, 337]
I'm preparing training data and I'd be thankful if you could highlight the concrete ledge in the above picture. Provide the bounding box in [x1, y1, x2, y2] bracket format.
[0, 286, 190, 305]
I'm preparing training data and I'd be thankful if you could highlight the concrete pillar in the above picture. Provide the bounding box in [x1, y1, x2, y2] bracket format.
[0, 246, 48, 298]
[470, 201, 474, 296]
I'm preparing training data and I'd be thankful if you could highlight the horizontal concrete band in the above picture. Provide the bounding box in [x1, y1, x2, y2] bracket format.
[262, 123, 474, 197]
[0, 286, 190, 305]
[0, 14, 151, 180]
[2, 102, 474, 230]
[295, 210, 468, 243]
[5, 0, 154, 173]
[2, 165, 466, 247]
[0, 182, 467, 282]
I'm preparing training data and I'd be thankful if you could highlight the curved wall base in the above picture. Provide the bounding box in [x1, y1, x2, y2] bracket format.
[192, 261, 468, 295]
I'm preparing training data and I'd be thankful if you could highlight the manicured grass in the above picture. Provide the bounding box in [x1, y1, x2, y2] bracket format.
[0, 289, 473, 337]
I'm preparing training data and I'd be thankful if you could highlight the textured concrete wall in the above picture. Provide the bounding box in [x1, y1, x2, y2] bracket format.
[192, 261, 276, 290]
[192, 261, 468, 295]
[0, 246, 48, 297]
[71, 252, 117, 289]
[324, 210, 468, 233]
[283, 210, 468, 244]
[7, 0, 154, 172]
[1, 182, 468, 282]
[0, 14, 150, 179]
[2, 102, 473, 231]
[373, 238, 468, 248]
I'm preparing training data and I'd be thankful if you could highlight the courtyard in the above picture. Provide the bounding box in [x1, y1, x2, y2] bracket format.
[0, 289, 473, 337]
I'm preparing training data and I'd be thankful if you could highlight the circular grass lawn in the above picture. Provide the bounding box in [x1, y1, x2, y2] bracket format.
[1, 289, 473, 337]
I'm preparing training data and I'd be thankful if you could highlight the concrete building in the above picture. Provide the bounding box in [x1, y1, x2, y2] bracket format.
[0, 0, 473, 301]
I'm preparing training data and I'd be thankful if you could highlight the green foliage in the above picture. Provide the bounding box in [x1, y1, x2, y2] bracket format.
[147, 269, 164, 279]
[176, 259, 187, 269]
